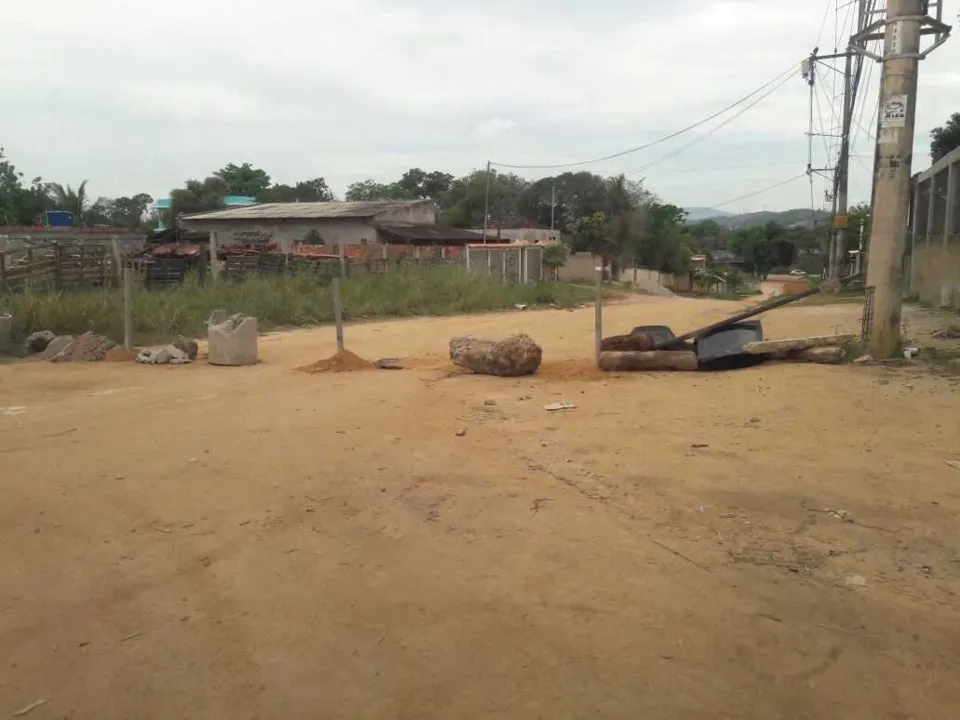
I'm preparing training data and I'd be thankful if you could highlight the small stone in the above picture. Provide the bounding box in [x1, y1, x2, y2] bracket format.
[484, 400, 497, 406]
[455, 429, 467, 437]
[853, 354, 873, 364]
[749, 417, 761, 424]
[373, 357, 403, 370]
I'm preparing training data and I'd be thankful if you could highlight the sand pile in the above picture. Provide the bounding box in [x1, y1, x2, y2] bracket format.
[104, 347, 141, 362]
[536, 358, 609, 382]
[298, 349, 374, 373]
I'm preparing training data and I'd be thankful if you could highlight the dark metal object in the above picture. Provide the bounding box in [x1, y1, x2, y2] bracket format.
[630, 325, 676, 345]
[696, 321, 764, 363]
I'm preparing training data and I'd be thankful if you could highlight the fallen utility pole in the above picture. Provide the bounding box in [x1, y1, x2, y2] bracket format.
[655, 275, 861, 350]
[863, 0, 951, 357]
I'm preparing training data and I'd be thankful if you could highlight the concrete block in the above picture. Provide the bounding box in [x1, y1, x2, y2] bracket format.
[208, 314, 258, 366]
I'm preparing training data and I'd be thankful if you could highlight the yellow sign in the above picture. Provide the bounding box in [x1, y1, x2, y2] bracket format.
[834, 215, 848, 229]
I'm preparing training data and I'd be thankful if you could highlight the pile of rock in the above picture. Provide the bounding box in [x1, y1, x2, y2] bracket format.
[26, 331, 117, 363]
[136, 337, 199, 366]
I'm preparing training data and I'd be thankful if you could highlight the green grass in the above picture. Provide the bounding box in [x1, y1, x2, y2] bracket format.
[0, 267, 595, 342]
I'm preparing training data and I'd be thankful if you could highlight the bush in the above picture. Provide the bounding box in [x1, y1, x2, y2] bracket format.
[1, 266, 593, 342]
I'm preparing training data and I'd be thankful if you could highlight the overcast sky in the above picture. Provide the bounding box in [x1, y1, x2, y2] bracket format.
[3, 0, 958, 215]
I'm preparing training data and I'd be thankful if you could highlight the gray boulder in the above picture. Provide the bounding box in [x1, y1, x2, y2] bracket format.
[208, 313, 258, 366]
[449, 333, 542, 377]
[25, 330, 56, 354]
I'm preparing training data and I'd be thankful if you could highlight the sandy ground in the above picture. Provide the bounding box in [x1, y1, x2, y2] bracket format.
[2, 295, 960, 719]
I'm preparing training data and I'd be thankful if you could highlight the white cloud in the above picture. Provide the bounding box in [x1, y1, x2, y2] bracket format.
[1, 0, 956, 211]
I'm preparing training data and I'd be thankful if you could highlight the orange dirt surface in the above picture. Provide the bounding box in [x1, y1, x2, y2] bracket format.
[104, 347, 140, 362]
[2, 296, 960, 719]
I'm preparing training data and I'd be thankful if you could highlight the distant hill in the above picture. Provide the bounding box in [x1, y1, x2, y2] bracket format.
[684, 207, 733, 222]
[687, 208, 830, 230]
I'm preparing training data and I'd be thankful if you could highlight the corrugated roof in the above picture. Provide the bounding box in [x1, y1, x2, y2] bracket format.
[471, 216, 549, 231]
[182, 200, 433, 222]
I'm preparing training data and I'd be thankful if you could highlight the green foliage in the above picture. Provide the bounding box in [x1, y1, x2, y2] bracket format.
[2, 268, 593, 341]
[931, 112, 960, 162]
[170, 176, 229, 217]
[541, 243, 570, 274]
[345, 179, 414, 202]
[634, 200, 689, 274]
[213, 162, 272, 197]
[260, 178, 337, 203]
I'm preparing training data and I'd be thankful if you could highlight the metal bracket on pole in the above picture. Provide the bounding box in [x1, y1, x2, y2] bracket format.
[850, 15, 951, 62]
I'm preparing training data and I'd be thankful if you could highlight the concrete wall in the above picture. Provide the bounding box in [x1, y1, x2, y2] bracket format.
[468, 228, 557, 243]
[464, 246, 543, 282]
[557, 252, 602, 282]
[181, 204, 437, 253]
[908, 145, 960, 308]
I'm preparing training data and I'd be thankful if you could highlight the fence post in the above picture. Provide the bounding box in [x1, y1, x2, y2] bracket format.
[0, 252, 5, 286]
[465, 247, 471, 270]
[209, 231, 219, 283]
[501, 251, 506, 281]
[332, 277, 344, 352]
[123, 263, 134, 350]
[338, 243, 346, 278]
[594, 264, 603, 363]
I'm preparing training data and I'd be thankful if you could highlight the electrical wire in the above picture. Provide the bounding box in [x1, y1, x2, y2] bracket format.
[488, 63, 802, 170]
[623, 72, 796, 176]
[708, 173, 809, 211]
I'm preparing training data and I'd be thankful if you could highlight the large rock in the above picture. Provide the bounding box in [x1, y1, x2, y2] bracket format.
[449, 333, 542, 377]
[39, 335, 75, 362]
[600, 329, 654, 352]
[208, 313, 259, 366]
[173, 336, 199, 360]
[137, 345, 192, 365]
[24, 330, 56, 354]
[743, 334, 856, 355]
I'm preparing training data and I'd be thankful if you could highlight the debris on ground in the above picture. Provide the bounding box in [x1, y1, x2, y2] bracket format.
[11, 698, 48, 717]
[742, 334, 856, 355]
[932, 326, 960, 340]
[600, 328, 655, 352]
[449, 333, 542, 376]
[946, 461, 960, 471]
[37, 335, 74, 361]
[35, 332, 116, 363]
[173, 336, 199, 360]
[298, 349, 373, 373]
[853, 354, 873, 364]
[599, 350, 699, 372]
[104, 347, 140, 362]
[373, 357, 403, 370]
[208, 313, 258, 366]
[902, 347, 920, 359]
[544, 402, 576, 412]
[455, 429, 467, 437]
[136, 345, 193, 365]
[24, 330, 55, 354]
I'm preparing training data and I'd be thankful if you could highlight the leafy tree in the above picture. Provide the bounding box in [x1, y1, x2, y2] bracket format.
[845, 202, 870, 253]
[395, 168, 454, 201]
[570, 211, 610, 260]
[109, 193, 154, 227]
[261, 178, 337, 203]
[541, 242, 569, 278]
[730, 222, 797, 277]
[345, 179, 412, 202]
[213, 162, 271, 197]
[48, 181, 92, 225]
[170, 176, 229, 217]
[931, 112, 960, 162]
[634, 201, 689, 274]
[440, 169, 528, 228]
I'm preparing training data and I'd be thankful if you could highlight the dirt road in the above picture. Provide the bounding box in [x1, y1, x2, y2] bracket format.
[2, 295, 959, 719]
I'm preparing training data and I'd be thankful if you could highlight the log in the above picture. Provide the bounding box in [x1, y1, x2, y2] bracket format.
[598, 350, 699, 372]
[743, 334, 855, 355]
[449, 334, 542, 376]
[780, 346, 846, 364]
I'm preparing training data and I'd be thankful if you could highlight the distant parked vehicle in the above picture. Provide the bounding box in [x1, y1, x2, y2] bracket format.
[788, 269, 807, 276]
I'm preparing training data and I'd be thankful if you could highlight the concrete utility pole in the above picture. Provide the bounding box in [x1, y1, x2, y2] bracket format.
[864, 0, 951, 357]
[482, 161, 491, 244]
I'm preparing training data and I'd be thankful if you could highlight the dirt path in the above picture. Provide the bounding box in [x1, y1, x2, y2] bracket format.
[2, 295, 960, 719]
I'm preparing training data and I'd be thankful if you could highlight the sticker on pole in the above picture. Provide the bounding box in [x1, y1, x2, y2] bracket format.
[878, 127, 898, 145]
[880, 95, 907, 128]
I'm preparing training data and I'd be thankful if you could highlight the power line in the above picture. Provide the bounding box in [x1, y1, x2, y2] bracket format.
[489, 63, 801, 170]
[623, 72, 796, 176]
[708, 173, 809, 211]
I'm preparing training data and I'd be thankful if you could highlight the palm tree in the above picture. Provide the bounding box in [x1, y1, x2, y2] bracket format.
[48, 180, 90, 226]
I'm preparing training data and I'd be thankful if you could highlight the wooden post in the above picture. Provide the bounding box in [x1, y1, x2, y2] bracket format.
[338, 243, 346, 278]
[111, 238, 122, 286]
[594, 263, 603, 363]
[501, 251, 506, 281]
[332, 277, 344, 352]
[209, 231, 219, 283]
[123, 263, 134, 350]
